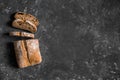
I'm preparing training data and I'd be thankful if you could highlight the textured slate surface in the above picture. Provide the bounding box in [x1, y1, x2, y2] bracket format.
[0, 0, 120, 80]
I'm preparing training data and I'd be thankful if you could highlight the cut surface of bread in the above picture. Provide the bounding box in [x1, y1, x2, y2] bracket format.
[14, 39, 42, 68]
[14, 12, 39, 26]
[12, 19, 37, 33]
[9, 31, 34, 38]
[12, 12, 39, 33]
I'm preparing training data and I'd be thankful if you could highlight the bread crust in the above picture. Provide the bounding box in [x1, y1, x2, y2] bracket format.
[9, 32, 34, 38]
[14, 40, 31, 68]
[25, 39, 42, 65]
[14, 39, 42, 68]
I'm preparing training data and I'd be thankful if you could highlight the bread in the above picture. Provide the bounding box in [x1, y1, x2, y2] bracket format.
[9, 31, 34, 38]
[14, 12, 39, 26]
[14, 40, 31, 68]
[12, 12, 39, 33]
[14, 39, 42, 68]
[25, 39, 42, 65]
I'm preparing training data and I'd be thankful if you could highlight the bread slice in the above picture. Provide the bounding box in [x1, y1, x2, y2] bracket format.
[12, 12, 39, 33]
[14, 12, 39, 26]
[9, 31, 34, 38]
[14, 39, 42, 68]
[12, 19, 37, 33]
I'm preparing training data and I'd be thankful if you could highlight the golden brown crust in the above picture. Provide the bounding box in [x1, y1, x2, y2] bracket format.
[14, 40, 31, 68]
[25, 39, 42, 65]
[14, 39, 42, 68]
[9, 32, 34, 38]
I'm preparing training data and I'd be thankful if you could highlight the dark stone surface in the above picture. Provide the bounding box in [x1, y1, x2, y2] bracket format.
[0, 0, 120, 80]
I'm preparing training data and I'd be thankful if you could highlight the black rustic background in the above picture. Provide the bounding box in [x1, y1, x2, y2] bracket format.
[0, 0, 120, 80]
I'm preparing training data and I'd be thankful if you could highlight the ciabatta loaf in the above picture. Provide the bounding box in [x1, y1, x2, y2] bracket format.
[14, 39, 42, 68]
